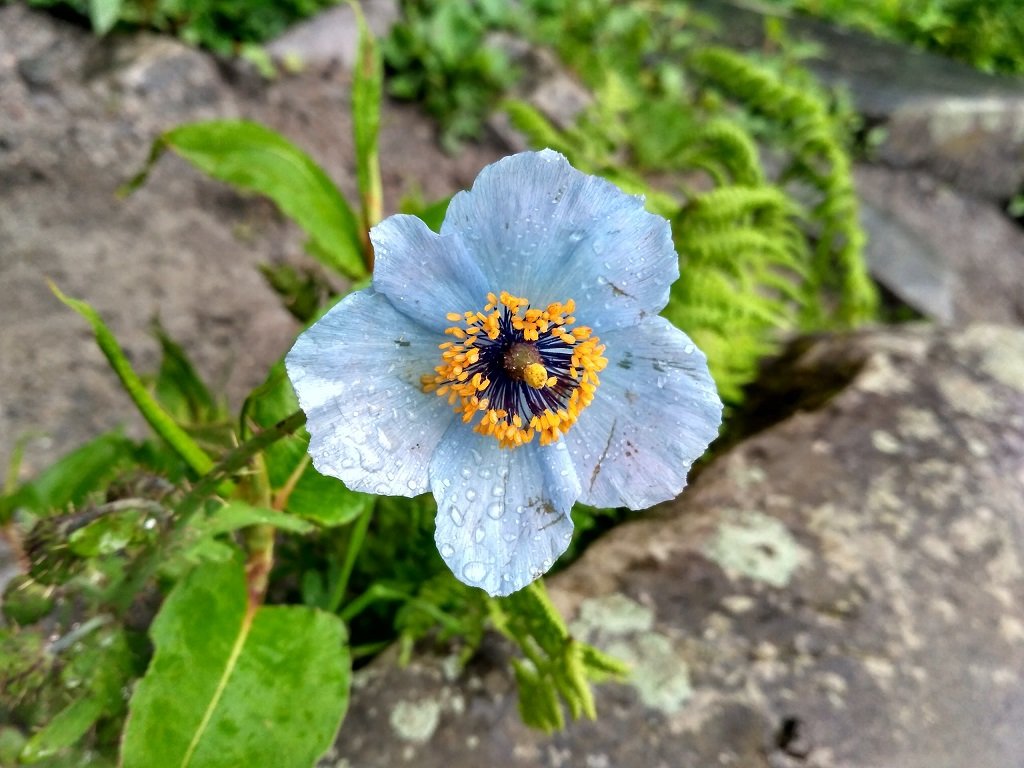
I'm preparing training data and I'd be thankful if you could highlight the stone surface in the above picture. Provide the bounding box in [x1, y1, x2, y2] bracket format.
[696, 0, 1024, 201]
[0, 5, 503, 477]
[325, 324, 1024, 768]
[857, 165, 1024, 324]
[265, 0, 400, 69]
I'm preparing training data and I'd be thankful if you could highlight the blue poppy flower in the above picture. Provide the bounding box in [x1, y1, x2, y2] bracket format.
[286, 150, 723, 596]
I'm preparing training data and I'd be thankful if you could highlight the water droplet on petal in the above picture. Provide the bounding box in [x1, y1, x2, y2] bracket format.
[440, 543, 455, 558]
[478, 467, 492, 479]
[407, 478, 419, 491]
[450, 507, 464, 526]
[492, 484, 505, 497]
[487, 503, 503, 519]
[462, 561, 488, 584]
[683, 343, 695, 354]
[460, 466, 472, 479]
[474, 527, 485, 543]
[466, 489, 477, 502]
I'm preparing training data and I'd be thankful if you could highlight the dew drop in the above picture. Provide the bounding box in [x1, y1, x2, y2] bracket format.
[450, 507, 464, 526]
[592, 239, 605, 255]
[440, 543, 455, 558]
[460, 466, 472, 480]
[462, 561, 488, 584]
[474, 527, 485, 543]
[442, 478, 452, 488]
[341, 457, 356, 469]
[478, 467, 492, 479]
[492, 484, 505, 497]
[407, 478, 419, 491]
[374, 482, 390, 495]
[683, 343, 695, 355]
[487, 502, 503, 519]
[568, 230, 584, 243]
[466, 489, 477, 502]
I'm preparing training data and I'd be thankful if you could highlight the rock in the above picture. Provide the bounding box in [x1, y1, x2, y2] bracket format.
[694, 0, 1024, 201]
[265, 0, 401, 70]
[0, 5, 504, 477]
[485, 34, 593, 153]
[857, 165, 1024, 323]
[327, 324, 1024, 768]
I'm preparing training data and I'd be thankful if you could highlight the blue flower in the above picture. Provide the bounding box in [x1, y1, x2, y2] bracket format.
[286, 150, 723, 596]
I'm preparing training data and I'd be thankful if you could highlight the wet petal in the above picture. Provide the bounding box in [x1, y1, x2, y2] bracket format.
[441, 150, 677, 332]
[566, 316, 722, 509]
[371, 214, 490, 333]
[430, 426, 580, 597]
[286, 289, 454, 496]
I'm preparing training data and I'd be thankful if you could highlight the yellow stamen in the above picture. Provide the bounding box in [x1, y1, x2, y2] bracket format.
[424, 290, 607, 448]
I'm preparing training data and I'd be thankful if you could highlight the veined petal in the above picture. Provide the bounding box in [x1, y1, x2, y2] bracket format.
[430, 426, 580, 597]
[567, 317, 723, 509]
[285, 289, 454, 496]
[441, 150, 677, 333]
[371, 214, 490, 334]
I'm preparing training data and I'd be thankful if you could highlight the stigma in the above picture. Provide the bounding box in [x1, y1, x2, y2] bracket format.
[423, 290, 607, 448]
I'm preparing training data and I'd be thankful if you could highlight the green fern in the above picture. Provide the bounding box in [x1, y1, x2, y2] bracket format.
[687, 46, 877, 325]
[506, 40, 877, 404]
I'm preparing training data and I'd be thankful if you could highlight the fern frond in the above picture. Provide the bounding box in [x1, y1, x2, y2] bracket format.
[686, 46, 877, 324]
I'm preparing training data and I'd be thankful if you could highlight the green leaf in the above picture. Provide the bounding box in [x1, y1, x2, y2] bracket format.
[122, 560, 350, 768]
[49, 284, 215, 478]
[122, 121, 366, 279]
[88, 0, 122, 34]
[351, 1, 384, 232]
[195, 501, 315, 537]
[19, 694, 105, 764]
[0, 432, 135, 520]
[152, 322, 221, 427]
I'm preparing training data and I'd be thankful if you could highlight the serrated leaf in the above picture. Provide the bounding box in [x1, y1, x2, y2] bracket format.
[121, 560, 350, 768]
[122, 121, 366, 280]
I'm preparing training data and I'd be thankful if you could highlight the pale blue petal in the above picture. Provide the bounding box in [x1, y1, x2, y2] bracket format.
[430, 426, 580, 597]
[566, 317, 722, 509]
[370, 214, 490, 333]
[441, 150, 677, 332]
[286, 289, 454, 496]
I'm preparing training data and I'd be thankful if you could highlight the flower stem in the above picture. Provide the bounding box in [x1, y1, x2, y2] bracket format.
[326, 502, 374, 614]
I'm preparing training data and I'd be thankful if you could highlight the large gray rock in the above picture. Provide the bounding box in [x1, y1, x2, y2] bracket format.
[265, 0, 401, 69]
[858, 166, 1024, 323]
[325, 324, 1024, 768]
[0, 6, 503, 477]
[695, 0, 1024, 201]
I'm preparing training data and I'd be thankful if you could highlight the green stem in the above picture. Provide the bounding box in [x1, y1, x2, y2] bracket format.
[50, 282, 215, 477]
[112, 410, 307, 615]
[326, 502, 373, 614]
[338, 583, 462, 633]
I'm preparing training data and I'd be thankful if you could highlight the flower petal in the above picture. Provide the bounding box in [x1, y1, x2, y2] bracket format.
[430, 426, 580, 597]
[441, 150, 677, 332]
[567, 316, 723, 509]
[370, 214, 490, 333]
[285, 289, 454, 496]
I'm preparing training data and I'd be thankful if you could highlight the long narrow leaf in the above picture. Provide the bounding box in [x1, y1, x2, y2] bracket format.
[121, 121, 367, 280]
[351, 1, 384, 239]
[50, 283, 215, 477]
